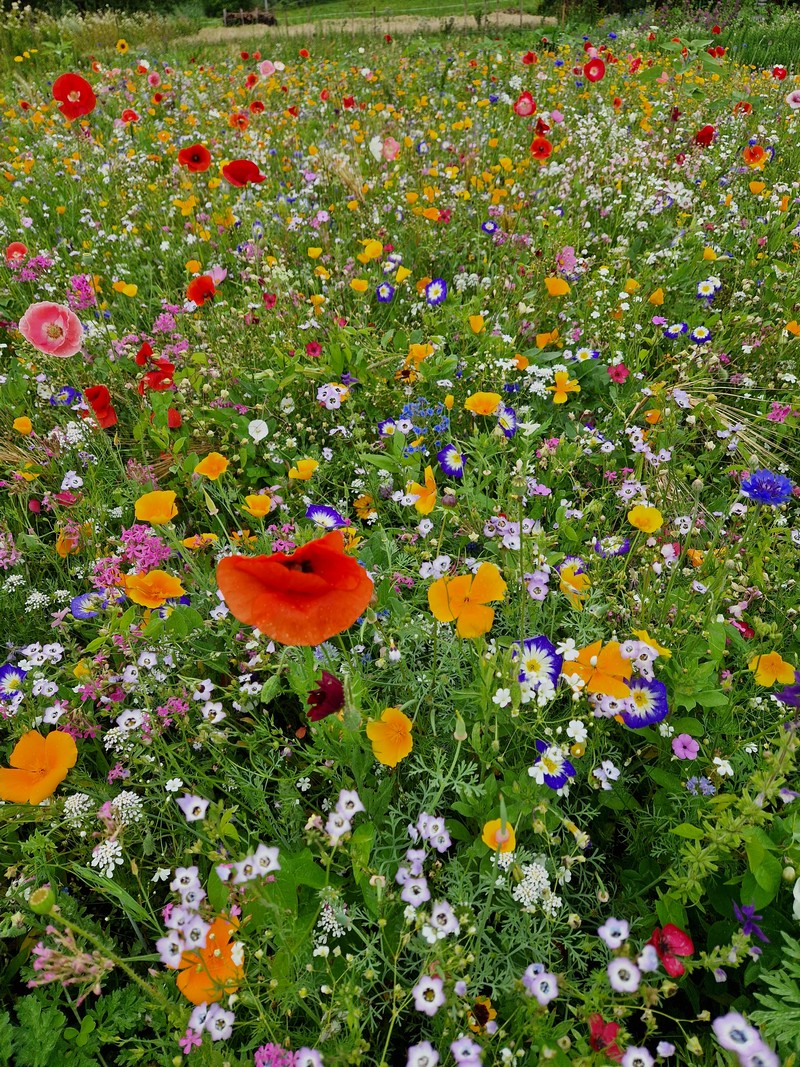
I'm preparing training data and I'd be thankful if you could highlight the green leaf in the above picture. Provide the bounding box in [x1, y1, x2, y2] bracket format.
[671, 823, 705, 840]
[647, 766, 683, 792]
[70, 869, 153, 926]
[207, 866, 229, 912]
[349, 822, 375, 871]
[655, 895, 688, 931]
[12, 999, 65, 1067]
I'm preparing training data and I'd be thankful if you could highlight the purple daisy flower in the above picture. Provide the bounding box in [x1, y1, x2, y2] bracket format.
[593, 535, 631, 558]
[620, 677, 669, 728]
[376, 282, 395, 303]
[424, 278, 448, 306]
[513, 635, 562, 690]
[437, 444, 466, 478]
[305, 504, 348, 529]
[0, 663, 26, 698]
[528, 741, 576, 790]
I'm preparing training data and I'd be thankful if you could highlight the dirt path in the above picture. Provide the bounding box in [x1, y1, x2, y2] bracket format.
[189, 11, 557, 44]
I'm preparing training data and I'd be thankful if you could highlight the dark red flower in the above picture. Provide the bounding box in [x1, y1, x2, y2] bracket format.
[513, 91, 536, 117]
[249, 100, 264, 114]
[773, 66, 788, 80]
[52, 73, 96, 121]
[522, 50, 537, 65]
[343, 96, 355, 109]
[84, 385, 117, 429]
[167, 407, 183, 429]
[305, 341, 322, 358]
[588, 1016, 622, 1061]
[384, 34, 392, 43]
[648, 924, 694, 977]
[307, 671, 345, 721]
[138, 360, 175, 396]
[534, 116, 551, 136]
[263, 292, 277, 309]
[187, 275, 217, 307]
[694, 124, 715, 147]
[178, 144, 211, 172]
[320, 89, 330, 102]
[711, 23, 721, 33]
[584, 57, 606, 82]
[221, 159, 266, 187]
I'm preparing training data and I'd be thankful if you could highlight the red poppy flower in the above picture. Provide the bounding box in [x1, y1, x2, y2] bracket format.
[733, 101, 752, 116]
[307, 671, 345, 721]
[121, 109, 140, 123]
[320, 89, 330, 102]
[177, 144, 211, 172]
[711, 23, 721, 33]
[150, 407, 183, 429]
[240, 51, 249, 60]
[250, 100, 264, 114]
[216, 530, 374, 646]
[135, 341, 153, 366]
[534, 116, 550, 135]
[52, 73, 96, 120]
[588, 1016, 622, 1062]
[513, 91, 536, 117]
[648, 924, 694, 977]
[384, 34, 392, 43]
[84, 385, 117, 429]
[530, 136, 553, 161]
[221, 159, 266, 187]
[5, 242, 27, 263]
[229, 111, 249, 130]
[286, 105, 299, 118]
[773, 66, 788, 80]
[522, 50, 537, 64]
[245, 73, 258, 89]
[343, 96, 355, 109]
[187, 275, 217, 306]
[584, 57, 606, 82]
[694, 124, 715, 147]
[138, 360, 175, 396]
[299, 48, 310, 58]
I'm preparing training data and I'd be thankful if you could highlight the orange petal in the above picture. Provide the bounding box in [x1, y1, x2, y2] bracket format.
[468, 562, 507, 605]
[455, 603, 495, 639]
[0, 768, 43, 804]
[428, 574, 471, 623]
[44, 730, 78, 774]
[9, 730, 47, 771]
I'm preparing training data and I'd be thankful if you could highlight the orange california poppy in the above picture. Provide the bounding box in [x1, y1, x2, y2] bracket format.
[464, 392, 502, 416]
[547, 370, 580, 404]
[749, 651, 795, 687]
[428, 562, 507, 638]
[135, 490, 178, 525]
[406, 466, 437, 515]
[242, 494, 274, 518]
[742, 144, 765, 167]
[365, 706, 413, 767]
[562, 640, 632, 699]
[194, 452, 229, 480]
[0, 730, 78, 805]
[216, 530, 374, 646]
[177, 915, 244, 1005]
[125, 570, 186, 608]
[481, 818, 516, 853]
[544, 277, 570, 297]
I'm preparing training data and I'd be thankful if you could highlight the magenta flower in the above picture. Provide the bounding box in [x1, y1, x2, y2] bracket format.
[18, 301, 83, 357]
[178, 1028, 203, 1054]
[672, 734, 699, 760]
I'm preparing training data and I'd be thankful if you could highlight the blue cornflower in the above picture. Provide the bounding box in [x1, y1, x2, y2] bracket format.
[741, 469, 794, 506]
[620, 678, 669, 728]
[0, 664, 27, 698]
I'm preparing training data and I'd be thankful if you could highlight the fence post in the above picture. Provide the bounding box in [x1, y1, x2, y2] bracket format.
[519, 0, 523, 28]
[373, 6, 377, 33]
[223, 8, 227, 25]
[463, 0, 468, 16]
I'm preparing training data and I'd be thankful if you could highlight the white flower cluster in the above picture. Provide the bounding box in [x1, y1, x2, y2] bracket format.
[511, 860, 562, 916]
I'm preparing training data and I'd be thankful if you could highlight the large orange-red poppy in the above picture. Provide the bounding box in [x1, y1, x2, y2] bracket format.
[216, 530, 374, 646]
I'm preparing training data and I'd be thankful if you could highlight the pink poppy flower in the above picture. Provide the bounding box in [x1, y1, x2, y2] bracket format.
[259, 60, 276, 77]
[383, 136, 401, 161]
[18, 302, 83, 358]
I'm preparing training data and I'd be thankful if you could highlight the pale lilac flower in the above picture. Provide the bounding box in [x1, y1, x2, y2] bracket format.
[598, 917, 629, 949]
[175, 794, 209, 822]
[407, 1041, 440, 1067]
[607, 957, 640, 993]
[412, 975, 445, 1016]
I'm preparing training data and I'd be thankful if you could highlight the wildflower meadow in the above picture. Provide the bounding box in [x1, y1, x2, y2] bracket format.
[0, 10, 799, 1067]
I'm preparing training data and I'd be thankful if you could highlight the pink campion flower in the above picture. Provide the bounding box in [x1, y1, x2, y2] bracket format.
[556, 245, 577, 273]
[607, 364, 630, 383]
[18, 302, 83, 357]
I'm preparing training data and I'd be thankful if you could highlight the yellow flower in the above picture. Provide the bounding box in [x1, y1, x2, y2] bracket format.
[624, 278, 640, 294]
[366, 707, 413, 767]
[627, 505, 663, 533]
[703, 246, 717, 261]
[288, 459, 318, 481]
[406, 466, 437, 515]
[12, 416, 32, 435]
[242, 494, 273, 518]
[649, 288, 664, 305]
[356, 238, 383, 264]
[125, 570, 185, 609]
[116, 38, 129, 54]
[631, 629, 672, 659]
[464, 392, 501, 416]
[544, 276, 570, 296]
[749, 181, 765, 195]
[181, 533, 219, 550]
[468, 314, 485, 334]
[307, 247, 323, 259]
[481, 818, 516, 853]
[350, 279, 369, 293]
[135, 490, 178, 525]
[547, 371, 580, 404]
[428, 562, 506, 639]
[749, 652, 795, 687]
[536, 328, 559, 350]
[559, 561, 591, 611]
[185, 259, 202, 274]
[194, 452, 229, 480]
[396, 265, 412, 283]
